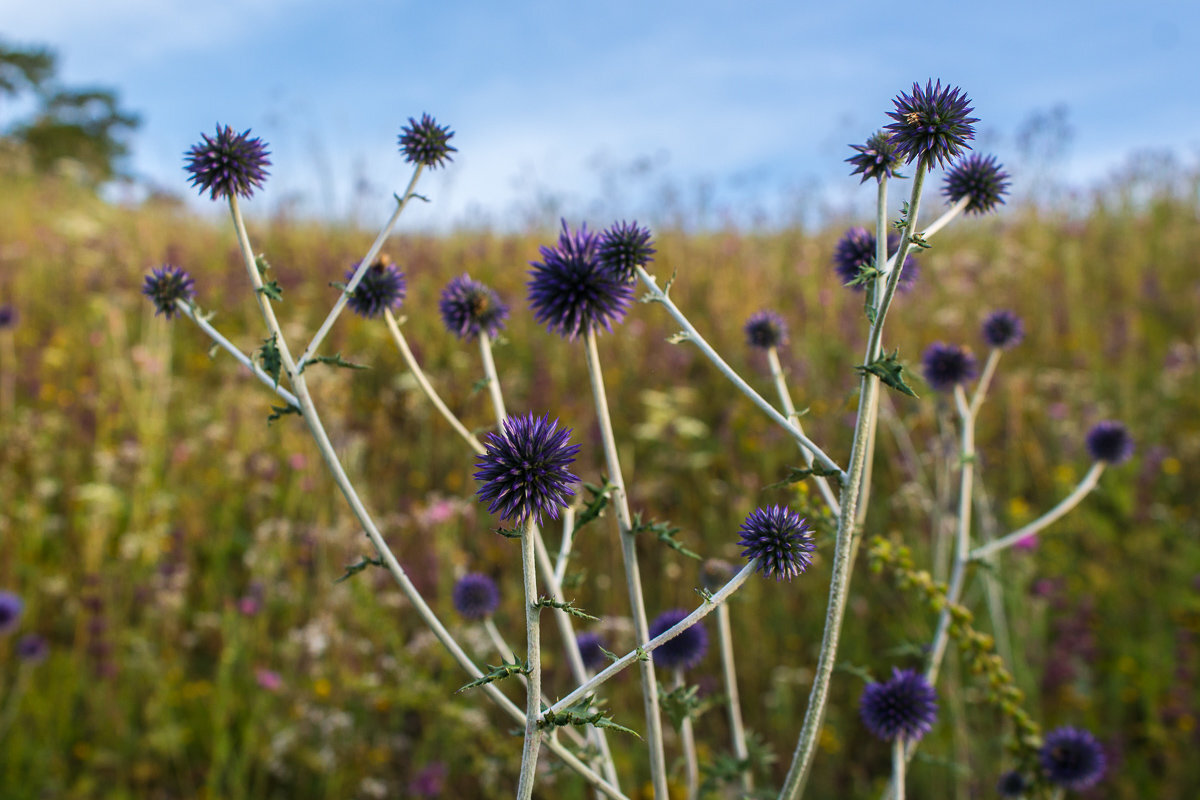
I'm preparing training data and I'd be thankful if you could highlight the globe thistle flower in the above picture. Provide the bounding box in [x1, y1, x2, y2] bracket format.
[996, 770, 1029, 798]
[944, 154, 1011, 214]
[832, 228, 919, 292]
[398, 113, 456, 169]
[649, 609, 708, 671]
[922, 342, 977, 391]
[142, 265, 196, 319]
[885, 80, 978, 169]
[982, 310, 1024, 349]
[16, 633, 49, 664]
[576, 632, 609, 672]
[597, 220, 656, 283]
[1085, 420, 1134, 465]
[0, 304, 15, 329]
[1039, 726, 1106, 791]
[345, 257, 406, 319]
[744, 310, 788, 350]
[474, 413, 581, 524]
[452, 573, 500, 621]
[528, 220, 634, 340]
[847, 131, 902, 183]
[0, 591, 22, 635]
[738, 505, 816, 581]
[439, 274, 509, 341]
[859, 667, 939, 742]
[184, 125, 271, 201]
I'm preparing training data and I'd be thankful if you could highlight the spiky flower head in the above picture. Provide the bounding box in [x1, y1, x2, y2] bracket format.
[0, 305, 15, 329]
[439, 274, 509, 341]
[16, 633, 49, 664]
[597, 220, 656, 283]
[576, 632, 609, 672]
[859, 667, 939, 742]
[996, 770, 1029, 798]
[982, 310, 1025, 349]
[744, 310, 788, 350]
[142, 265, 196, 319]
[833, 227, 919, 292]
[943, 153, 1011, 214]
[1039, 726, 1106, 791]
[452, 573, 500, 621]
[922, 342, 977, 392]
[885, 80, 978, 169]
[847, 130, 902, 183]
[474, 413, 581, 524]
[528, 220, 634, 340]
[184, 125, 271, 201]
[398, 113, 456, 169]
[649, 609, 708, 671]
[345, 256, 406, 319]
[1085, 420, 1134, 465]
[0, 591, 22, 635]
[738, 505, 816, 581]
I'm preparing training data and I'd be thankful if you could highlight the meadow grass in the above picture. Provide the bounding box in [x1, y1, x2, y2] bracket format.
[0, 168, 1197, 798]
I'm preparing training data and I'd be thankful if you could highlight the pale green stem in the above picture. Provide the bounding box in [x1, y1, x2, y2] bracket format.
[298, 166, 424, 368]
[634, 266, 844, 481]
[779, 163, 929, 800]
[550, 561, 756, 714]
[892, 738, 907, 800]
[675, 670, 700, 800]
[716, 601, 752, 794]
[382, 308, 484, 453]
[554, 507, 576, 587]
[516, 517, 543, 800]
[970, 463, 1105, 560]
[224, 197, 626, 800]
[766, 346, 839, 515]
[921, 195, 970, 239]
[478, 329, 508, 421]
[584, 327, 669, 800]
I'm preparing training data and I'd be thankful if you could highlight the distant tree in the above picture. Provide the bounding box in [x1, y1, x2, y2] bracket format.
[0, 40, 139, 184]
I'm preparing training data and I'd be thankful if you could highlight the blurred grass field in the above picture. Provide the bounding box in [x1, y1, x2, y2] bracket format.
[1, 166, 1198, 799]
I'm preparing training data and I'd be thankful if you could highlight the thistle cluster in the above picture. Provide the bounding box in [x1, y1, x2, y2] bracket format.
[439, 274, 509, 341]
[528, 221, 635, 341]
[744, 310, 788, 350]
[921, 341, 977, 391]
[473, 413, 580, 524]
[184, 125, 270, 201]
[737, 505, 815, 581]
[649, 609, 708, 671]
[345, 257, 406, 319]
[859, 667, 939, 742]
[142, 265, 196, 319]
[832, 228, 919, 292]
[452, 573, 500, 621]
[398, 113, 457, 169]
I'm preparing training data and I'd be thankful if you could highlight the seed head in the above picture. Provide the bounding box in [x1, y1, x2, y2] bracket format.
[885, 80, 978, 169]
[744, 310, 788, 350]
[1039, 726, 1106, 791]
[649, 609, 708, 671]
[184, 125, 271, 201]
[452, 573, 500, 621]
[345, 257, 406, 319]
[0, 591, 22, 636]
[142, 265, 196, 319]
[922, 342, 977, 391]
[576, 632, 609, 672]
[859, 667, 939, 742]
[398, 113, 457, 169]
[597, 220, 655, 283]
[474, 413, 581, 524]
[1085, 420, 1134, 465]
[738, 505, 816, 581]
[439, 274, 509, 341]
[944, 154, 1011, 214]
[847, 131, 902, 183]
[981, 310, 1024, 349]
[833, 227, 919, 292]
[528, 220, 634, 340]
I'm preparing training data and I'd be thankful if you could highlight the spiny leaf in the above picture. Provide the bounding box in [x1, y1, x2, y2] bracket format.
[493, 526, 522, 539]
[856, 349, 919, 398]
[257, 335, 283, 388]
[598, 645, 620, 664]
[764, 464, 845, 491]
[256, 280, 283, 301]
[573, 479, 615, 534]
[539, 707, 641, 738]
[255, 254, 271, 275]
[301, 352, 368, 374]
[533, 597, 597, 621]
[909, 231, 931, 250]
[667, 331, 691, 344]
[267, 403, 302, 423]
[631, 513, 699, 559]
[334, 555, 384, 584]
[456, 660, 529, 693]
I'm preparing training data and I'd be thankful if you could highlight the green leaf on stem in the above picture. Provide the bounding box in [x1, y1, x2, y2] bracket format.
[764, 464, 845, 491]
[254, 254, 272, 275]
[631, 513, 699, 559]
[267, 403, 302, 423]
[492, 526, 522, 539]
[257, 335, 283, 387]
[533, 597, 598, 621]
[539, 702, 642, 738]
[301, 352, 368, 373]
[256, 280, 283, 301]
[856, 349, 919, 398]
[573, 479, 615, 534]
[456, 659, 529, 693]
[598, 645, 620, 664]
[334, 555, 385, 583]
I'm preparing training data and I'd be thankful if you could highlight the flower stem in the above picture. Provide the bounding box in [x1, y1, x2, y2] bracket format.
[716, 600, 753, 794]
[969, 463, 1105, 560]
[516, 516, 544, 800]
[478, 330, 508, 422]
[675, 670, 700, 800]
[892, 738, 907, 800]
[584, 327, 669, 800]
[766, 346, 839, 515]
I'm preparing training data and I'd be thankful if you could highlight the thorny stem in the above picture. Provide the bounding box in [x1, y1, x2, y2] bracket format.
[584, 327, 669, 800]
[766, 346, 839, 515]
[892, 738, 907, 800]
[516, 517, 543, 800]
[478, 329, 508, 422]
[716, 601, 752, 794]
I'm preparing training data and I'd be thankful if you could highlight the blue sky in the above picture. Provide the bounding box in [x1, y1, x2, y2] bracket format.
[7, 0, 1199, 229]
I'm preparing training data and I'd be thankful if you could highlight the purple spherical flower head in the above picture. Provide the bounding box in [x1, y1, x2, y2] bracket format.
[452, 573, 500, 621]
[0, 304, 15, 329]
[982, 310, 1024, 349]
[142, 265, 196, 319]
[528, 220, 635, 341]
[738, 505, 815, 581]
[922, 342, 977, 392]
[859, 667, 939, 742]
[597, 220, 656, 284]
[649, 609, 708, 671]
[847, 131, 902, 183]
[184, 125, 270, 201]
[744, 310, 788, 350]
[944, 154, 1011, 214]
[833, 228, 919, 293]
[0, 591, 22, 635]
[474, 413, 581, 524]
[576, 632, 609, 672]
[439, 274, 509, 341]
[1039, 726, 1106, 791]
[885, 80, 979, 169]
[1085, 420, 1134, 465]
[398, 113, 456, 169]
[16, 633, 49, 664]
[996, 770, 1029, 798]
[345, 257, 406, 319]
